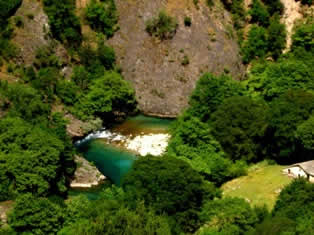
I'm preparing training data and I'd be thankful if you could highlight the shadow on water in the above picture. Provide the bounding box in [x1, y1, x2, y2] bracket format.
[76, 139, 136, 186]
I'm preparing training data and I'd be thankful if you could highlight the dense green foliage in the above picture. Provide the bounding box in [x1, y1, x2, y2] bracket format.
[8, 194, 64, 235]
[85, 0, 119, 38]
[249, 0, 270, 27]
[122, 156, 218, 233]
[291, 21, 314, 53]
[267, 90, 314, 163]
[146, 11, 178, 40]
[0, 0, 22, 25]
[221, 0, 246, 30]
[246, 58, 314, 101]
[167, 114, 247, 185]
[252, 179, 314, 234]
[43, 0, 82, 46]
[0, 117, 74, 200]
[211, 96, 269, 162]
[188, 73, 246, 122]
[74, 71, 137, 121]
[242, 25, 268, 63]
[198, 198, 262, 234]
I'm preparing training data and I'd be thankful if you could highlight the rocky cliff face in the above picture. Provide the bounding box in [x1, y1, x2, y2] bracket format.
[109, 0, 245, 117]
[11, 0, 245, 118]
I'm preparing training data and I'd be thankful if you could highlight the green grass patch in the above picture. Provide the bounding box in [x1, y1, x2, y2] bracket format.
[222, 161, 292, 210]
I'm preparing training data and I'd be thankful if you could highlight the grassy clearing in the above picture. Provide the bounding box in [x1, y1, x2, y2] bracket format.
[222, 161, 292, 210]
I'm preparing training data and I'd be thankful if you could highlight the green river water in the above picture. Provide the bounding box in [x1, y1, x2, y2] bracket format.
[70, 115, 172, 199]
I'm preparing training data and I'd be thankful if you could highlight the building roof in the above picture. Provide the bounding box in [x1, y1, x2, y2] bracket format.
[290, 160, 314, 176]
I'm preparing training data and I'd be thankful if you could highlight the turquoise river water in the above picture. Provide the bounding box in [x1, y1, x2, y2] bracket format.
[70, 115, 172, 199]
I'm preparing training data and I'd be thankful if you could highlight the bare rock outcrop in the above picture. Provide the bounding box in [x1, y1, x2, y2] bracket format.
[109, 0, 245, 117]
[70, 155, 106, 189]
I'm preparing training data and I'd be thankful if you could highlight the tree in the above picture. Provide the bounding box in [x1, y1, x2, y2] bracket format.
[249, 0, 270, 27]
[5, 83, 51, 124]
[0, 117, 73, 198]
[296, 115, 314, 151]
[198, 198, 260, 235]
[188, 73, 246, 122]
[268, 90, 314, 163]
[242, 25, 268, 63]
[0, 0, 22, 26]
[122, 156, 218, 233]
[43, 0, 82, 46]
[262, 0, 284, 15]
[167, 114, 247, 185]
[246, 58, 314, 101]
[211, 96, 269, 162]
[269, 90, 314, 163]
[291, 21, 314, 53]
[75, 71, 137, 121]
[8, 194, 64, 235]
[85, 0, 118, 38]
[267, 15, 286, 60]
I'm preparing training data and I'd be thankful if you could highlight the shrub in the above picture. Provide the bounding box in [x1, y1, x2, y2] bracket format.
[85, 0, 118, 38]
[14, 16, 23, 28]
[291, 21, 314, 53]
[242, 25, 268, 63]
[0, 0, 22, 26]
[184, 16, 191, 27]
[262, 0, 284, 15]
[267, 14, 286, 59]
[146, 11, 178, 40]
[249, 0, 270, 26]
[43, 0, 82, 46]
[181, 55, 189, 66]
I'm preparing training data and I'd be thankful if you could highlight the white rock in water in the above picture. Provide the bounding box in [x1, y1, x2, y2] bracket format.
[125, 134, 170, 156]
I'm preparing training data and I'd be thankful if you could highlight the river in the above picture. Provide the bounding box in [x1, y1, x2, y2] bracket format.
[69, 115, 172, 199]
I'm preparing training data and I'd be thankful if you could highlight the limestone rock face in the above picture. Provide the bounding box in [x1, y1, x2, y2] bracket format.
[109, 0, 245, 117]
[70, 156, 106, 189]
[12, 0, 69, 66]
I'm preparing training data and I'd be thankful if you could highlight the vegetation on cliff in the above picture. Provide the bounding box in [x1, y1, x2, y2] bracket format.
[0, 0, 313, 234]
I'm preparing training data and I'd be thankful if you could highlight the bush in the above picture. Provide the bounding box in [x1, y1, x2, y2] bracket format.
[146, 11, 178, 40]
[85, 0, 118, 38]
[262, 0, 284, 15]
[0, 0, 22, 26]
[267, 15, 286, 59]
[291, 21, 314, 53]
[184, 16, 191, 26]
[43, 0, 82, 46]
[249, 0, 270, 27]
[181, 55, 189, 66]
[242, 25, 268, 63]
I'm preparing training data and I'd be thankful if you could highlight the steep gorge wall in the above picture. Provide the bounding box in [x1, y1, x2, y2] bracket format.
[109, 0, 246, 117]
